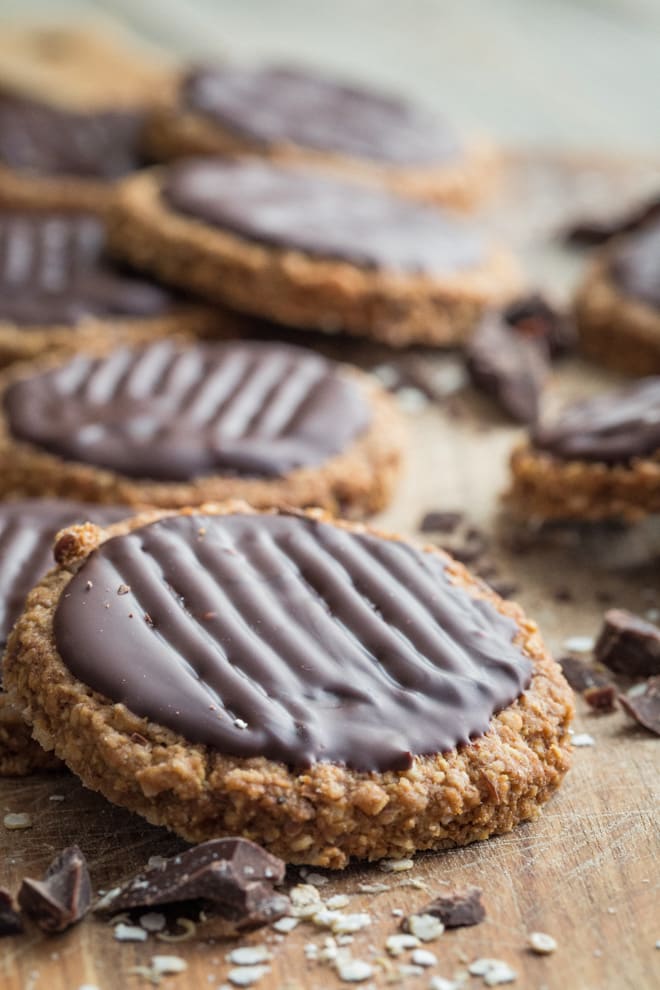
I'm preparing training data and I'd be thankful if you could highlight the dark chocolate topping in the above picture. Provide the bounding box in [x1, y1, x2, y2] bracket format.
[0, 499, 127, 651]
[53, 512, 533, 772]
[609, 220, 660, 310]
[182, 64, 463, 166]
[0, 91, 144, 179]
[4, 340, 371, 481]
[0, 212, 176, 326]
[531, 377, 660, 464]
[161, 158, 486, 274]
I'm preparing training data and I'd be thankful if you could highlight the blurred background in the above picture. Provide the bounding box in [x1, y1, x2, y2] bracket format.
[1, 0, 660, 156]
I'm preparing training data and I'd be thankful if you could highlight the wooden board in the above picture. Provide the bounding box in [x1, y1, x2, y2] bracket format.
[1, 154, 659, 990]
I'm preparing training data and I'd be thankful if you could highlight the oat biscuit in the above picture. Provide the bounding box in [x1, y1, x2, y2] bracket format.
[508, 377, 660, 521]
[145, 63, 495, 209]
[4, 504, 573, 866]
[110, 158, 520, 348]
[576, 221, 660, 374]
[0, 339, 403, 516]
[0, 499, 128, 776]
[0, 209, 235, 367]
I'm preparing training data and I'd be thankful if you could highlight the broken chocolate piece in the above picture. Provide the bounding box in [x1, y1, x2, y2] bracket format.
[0, 889, 22, 936]
[619, 677, 660, 735]
[595, 609, 660, 678]
[18, 845, 91, 933]
[466, 309, 549, 424]
[563, 194, 660, 248]
[558, 656, 611, 693]
[95, 838, 289, 931]
[504, 294, 575, 359]
[419, 511, 463, 534]
[583, 683, 618, 712]
[420, 885, 485, 928]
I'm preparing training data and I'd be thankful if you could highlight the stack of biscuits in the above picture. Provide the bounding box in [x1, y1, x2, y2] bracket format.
[0, 23, 593, 869]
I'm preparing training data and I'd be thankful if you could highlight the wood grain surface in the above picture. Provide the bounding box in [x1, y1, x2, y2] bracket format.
[1, 155, 659, 990]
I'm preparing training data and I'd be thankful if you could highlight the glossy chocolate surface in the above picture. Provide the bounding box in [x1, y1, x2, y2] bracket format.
[0, 499, 126, 651]
[54, 512, 533, 771]
[182, 64, 463, 166]
[161, 158, 486, 274]
[0, 211, 176, 326]
[4, 340, 371, 480]
[0, 92, 144, 179]
[532, 377, 660, 463]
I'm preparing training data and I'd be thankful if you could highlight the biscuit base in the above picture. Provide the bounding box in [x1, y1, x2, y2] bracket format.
[4, 503, 573, 868]
[0, 692, 60, 776]
[576, 256, 660, 375]
[0, 304, 241, 369]
[109, 170, 521, 349]
[508, 443, 660, 522]
[0, 356, 404, 518]
[144, 105, 498, 210]
[0, 164, 125, 217]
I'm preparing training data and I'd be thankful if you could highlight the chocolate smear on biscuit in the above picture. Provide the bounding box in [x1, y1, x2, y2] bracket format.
[0, 889, 22, 936]
[595, 609, 660, 678]
[18, 845, 91, 933]
[418, 885, 485, 928]
[619, 677, 660, 736]
[95, 838, 289, 931]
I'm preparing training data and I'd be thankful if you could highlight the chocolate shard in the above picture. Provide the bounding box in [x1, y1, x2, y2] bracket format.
[465, 309, 549, 424]
[594, 609, 660, 678]
[583, 683, 618, 712]
[619, 677, 660, 735]
[95, 838, 289, 931]
[0, 888, 23, 936]
[504, 294, 575, 359]
[419, 511, 463, 534]
[563, 194, 660, 248]
[420, 885, 485, 928]
[18, 845, 91, 933]
[558, 656, 611, 693]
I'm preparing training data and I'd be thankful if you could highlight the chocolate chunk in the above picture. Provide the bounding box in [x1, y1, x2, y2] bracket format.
[54, 512, 532, 772]
[609, 221, 660, 310]
[619, 677, 660, 735]
[583, 683, 617, 712]
[419, 511, 463, 534]
[420, 885, 485, 928]
[4, 340, 370, 483]
[465, 309, 549, 424]
[504, 294, 575, 359]
[563, 194, 660, 247]
[183, 64, 463, 166]
[162, 159, 486, 275]
[558, 656, 611, 693]
[95, 838, 289, 930]
[594, 609, 660, 678]
[532, 377, 660, 465]
[18, 845, 91, 933]
[0, 889, 22, 937]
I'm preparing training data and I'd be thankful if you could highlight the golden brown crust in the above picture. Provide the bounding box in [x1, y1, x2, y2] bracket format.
[0, 350, 404, 517]
[0, 304, 241, 369]
[576, 254, 660, 375]
[4, 503, 573, 867]
[507, 442, 660, 522]
[108, 169, 522, 348]
[144, 104, 498, 210]
[0, 691, 60, 776]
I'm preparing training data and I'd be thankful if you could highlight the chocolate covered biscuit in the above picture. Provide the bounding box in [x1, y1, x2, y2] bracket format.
[110, 158, 520, 347]
[4, 504, 573, 866]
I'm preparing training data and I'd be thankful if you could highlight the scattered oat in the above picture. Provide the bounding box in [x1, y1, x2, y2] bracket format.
[468, 958, 517, 986]
[227, 965, 270, 987]
[563, 636, 595, 654]
[379, 858, 414, 873]
[572, 733, 596, 747]
[429, 977, 467, 990]
[234, 718, 248, 730]
[49, 795, 65, 802]
[326, 894, 351, 910]
[139, 912, 166, 933]
[3, 813, 32, 830]
[385, 933, 420, 956]
[357, 883, 389, 894]
[151, 955, 188, 977]
[272, 916, 299, 934]
[528, 932, 557, 955]
[303, 871, 329, 887]
[405, 914, 445, 942]
[290, 884, 322, 918]
[411, 948, 437, 967]
[313, 910, 372, 934]
[398, 963, 424, 977]
[114, 923, 148, 942]
[335, 957, 374, 982]
[228, 946, 271, 966]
